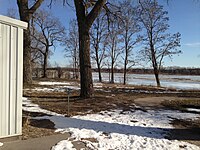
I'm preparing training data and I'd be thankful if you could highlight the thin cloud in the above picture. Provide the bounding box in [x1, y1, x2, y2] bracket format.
[184, 42, 200, 47]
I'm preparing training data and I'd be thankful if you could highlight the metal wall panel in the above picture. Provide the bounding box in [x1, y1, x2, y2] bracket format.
[0, 16, 26, 138]
[0, 22, 2, 137]
[1, 24, 10, 137]
[16, 28, 23, 135]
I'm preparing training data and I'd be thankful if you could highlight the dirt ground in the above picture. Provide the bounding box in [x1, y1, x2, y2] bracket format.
[22, 79, 200, 147]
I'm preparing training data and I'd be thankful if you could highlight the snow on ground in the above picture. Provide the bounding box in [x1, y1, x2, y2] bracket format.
[22, 97, 63, 116]
[23, 97, 200, 150]
[93, 82, 103, 88]
[25, 80, 199, 94]
[93, 72, 200, 90]
[0, 142, 3, 147]
[38, 81, 103, 89]
[25, 81, 80, 92]
[31, 85, 80, 92]
[39, 81, 73, 85]
[186, 108, 200, 113]
[24, 87, 65, 92]
[51, 140, 75, 150]
[35, 81, 181, 94]
[39, 81, 80, 90]
[122, 89, 180, 94]
[51, 110, 200, 150]
[38, 73, 200, 90]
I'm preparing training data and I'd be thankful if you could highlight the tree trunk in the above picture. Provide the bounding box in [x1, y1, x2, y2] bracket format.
[152, 51, 161, 87]
[74, 0, 106, 98]
[111, 60, 114, 83]
[17, 0, 44, 84]
[18, 12, 32, 84]
[79, 27, 93, 98]
[153, 66, 160, 87]
[123, 51, 128, 85]
[95, 47, 102, 82]
[43, 52, 48, 78]
[150, 38, 161, 87]
[108, 67, 110, 82]
[123, 63, 127, 85]
[75, 53, 79, 79]
[23, 27, 33, 84]
[97, 62, 102, 82]
[73, 57, 76, 79]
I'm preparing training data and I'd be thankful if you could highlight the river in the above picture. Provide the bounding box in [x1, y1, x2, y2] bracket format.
[92, 72, 200, 90]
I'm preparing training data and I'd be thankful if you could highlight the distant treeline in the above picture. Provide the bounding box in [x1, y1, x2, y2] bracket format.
[34, 67, 200, 77]
[92, 68, 200, 75]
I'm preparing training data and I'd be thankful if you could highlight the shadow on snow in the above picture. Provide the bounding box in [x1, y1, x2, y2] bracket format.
[33, 115, 200, 141]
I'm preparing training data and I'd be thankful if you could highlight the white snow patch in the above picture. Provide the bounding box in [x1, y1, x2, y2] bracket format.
[93, 83, 103, 88]
[32, 87, 62, 92]
[0, 142, 3, 147]
[37, 109, 199, 150]
[61, 85, 80, 90]
[39, 81, 73, 85]
[186, 108, 200, 113]
[25, 85, 80, 93]
[51, 140, 75, 150]
[22, 97, 63, 116]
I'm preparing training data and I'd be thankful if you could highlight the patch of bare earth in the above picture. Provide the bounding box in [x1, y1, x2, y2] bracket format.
[22, 111, 57, 140]
[161, 98, 200, 146]
[168, 118, 200, 147]
[22, 119, 57, 140]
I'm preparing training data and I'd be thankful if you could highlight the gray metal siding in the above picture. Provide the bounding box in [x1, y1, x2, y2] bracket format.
[0, 21, 24, 138]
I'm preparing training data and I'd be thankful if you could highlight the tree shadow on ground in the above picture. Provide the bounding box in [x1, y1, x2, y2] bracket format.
[32, 115, 200, 141]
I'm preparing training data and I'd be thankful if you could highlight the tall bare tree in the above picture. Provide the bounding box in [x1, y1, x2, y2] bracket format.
[30, 36, 43, 69]
[119, 0, 141, 85]
[138, 0, 181, 87]
[54, 62, 64, 78]
[74, 0, 106, 98]
[31, 10, 66, 78]
[17, 0, 44, 84]
[64, 19, 79, 79]
[90, 13, 108, 82]
[30, 18, 44, 66]
[107, 20, 123, 83]
[30, 21, 44, 77]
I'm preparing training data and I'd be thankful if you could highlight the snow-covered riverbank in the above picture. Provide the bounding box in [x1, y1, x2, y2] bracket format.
[93, 72, 200, 90]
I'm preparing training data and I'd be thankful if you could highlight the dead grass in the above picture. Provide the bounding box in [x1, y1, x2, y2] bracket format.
[162, 98, 200, 111]
[168, 118, 200, 147]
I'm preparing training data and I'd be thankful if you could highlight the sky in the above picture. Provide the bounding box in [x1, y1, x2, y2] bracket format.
[0, 0, 199, 68]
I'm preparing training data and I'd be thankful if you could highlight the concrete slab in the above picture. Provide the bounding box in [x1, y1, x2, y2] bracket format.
[0, 133, 70, 150]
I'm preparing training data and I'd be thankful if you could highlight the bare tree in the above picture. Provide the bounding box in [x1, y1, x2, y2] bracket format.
[90, 13, 108, 82]
[30, 21, 44, 68]
[54, 62, 64, 78]
[31, 45, 43, 71]
[64, 19, 79, 79]
[74, 0, 106, 98]
[48, 0, 119, 97]
[31, 10, 66, 78]
[138, 0, 181, 87]
[106, 20, 123, 83]
[119, 0, 142, 85]
[17, 0, 44, 84]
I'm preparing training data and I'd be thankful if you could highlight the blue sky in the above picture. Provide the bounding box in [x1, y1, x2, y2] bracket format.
[0, 0, 199, 68]
[161, 0, 200, 68]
